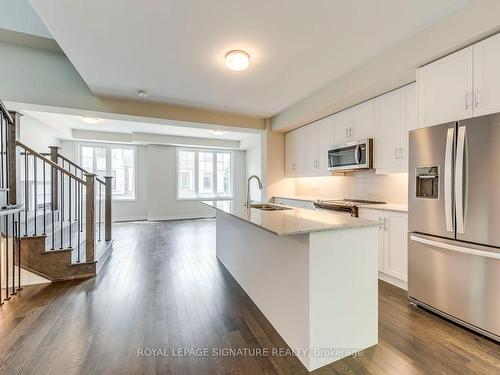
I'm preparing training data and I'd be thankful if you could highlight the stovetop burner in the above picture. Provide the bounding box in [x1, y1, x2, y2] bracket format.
[318, 198, 386, 206]
[313, 199, 386, 217]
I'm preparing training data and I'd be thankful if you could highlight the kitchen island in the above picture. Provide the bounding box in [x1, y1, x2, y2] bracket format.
[203, 201, 379, 372]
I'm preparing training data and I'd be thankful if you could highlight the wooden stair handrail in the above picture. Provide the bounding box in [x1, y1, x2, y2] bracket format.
[0, 99, 14, 124]
[16, 141, 87, 184]
[57, 153, 106, 185]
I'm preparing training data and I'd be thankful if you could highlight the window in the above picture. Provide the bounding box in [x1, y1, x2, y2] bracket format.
[19, 157, 52, 211]
[177, 149, 232, 199]
[78, 143, 136, 200]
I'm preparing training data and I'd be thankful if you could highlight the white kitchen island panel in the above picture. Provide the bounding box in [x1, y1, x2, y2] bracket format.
[215, 209, 378, 372]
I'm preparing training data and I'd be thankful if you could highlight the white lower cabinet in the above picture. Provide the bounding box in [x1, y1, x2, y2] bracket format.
[358, 208, 408, 289]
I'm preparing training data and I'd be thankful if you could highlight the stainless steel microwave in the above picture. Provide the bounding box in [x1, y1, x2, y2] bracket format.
[328, 138, 373, 172]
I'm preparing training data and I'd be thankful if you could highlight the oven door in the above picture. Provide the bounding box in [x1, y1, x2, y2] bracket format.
[328, 139, 372, 171]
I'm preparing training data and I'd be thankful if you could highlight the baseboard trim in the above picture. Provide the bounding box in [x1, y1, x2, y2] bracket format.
[113, 216, 148, 223]
[113, 215, 217, 223]
[147, 215, 215, 222]
[378, 271, 407, 290]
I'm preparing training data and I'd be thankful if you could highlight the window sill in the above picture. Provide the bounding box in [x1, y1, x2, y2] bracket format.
[112, 197, 137, 202]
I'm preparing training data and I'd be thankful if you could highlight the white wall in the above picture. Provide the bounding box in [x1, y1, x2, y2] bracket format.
[294, 172, 408, 204]
[59, 140, 247, 222]
[19, 113, 60, 151]
[243, 135, 262, 202]
[0, 0, 52, 38]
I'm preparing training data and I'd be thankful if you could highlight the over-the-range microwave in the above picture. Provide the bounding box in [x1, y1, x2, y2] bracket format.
[327, 138, 373, 172]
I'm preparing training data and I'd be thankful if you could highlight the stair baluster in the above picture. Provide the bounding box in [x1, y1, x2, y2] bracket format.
[69, 175, 72, 248]
[24, 151, 28, 236]
[43, 162, 46, 235]
[60, 170, 64, 248]
[4, 215, 10, 300]
[85, 173, 95, 262]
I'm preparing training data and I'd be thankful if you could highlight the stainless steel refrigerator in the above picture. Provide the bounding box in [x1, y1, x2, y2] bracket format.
[408, 113, 500, 341]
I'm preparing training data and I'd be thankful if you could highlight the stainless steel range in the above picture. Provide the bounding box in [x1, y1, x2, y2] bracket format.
[313, 199, 386, 217]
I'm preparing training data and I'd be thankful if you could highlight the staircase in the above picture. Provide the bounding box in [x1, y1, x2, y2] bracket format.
[1, 100, 113, 304]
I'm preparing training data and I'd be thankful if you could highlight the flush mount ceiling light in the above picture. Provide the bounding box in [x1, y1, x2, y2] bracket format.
[137, 89, 149, 98]
[225, 50, 250, 71]
[81, 117, 100, 124]
[211, 129, 225, 136]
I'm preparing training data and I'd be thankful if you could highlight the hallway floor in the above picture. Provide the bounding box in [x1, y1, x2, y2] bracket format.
[0, 219, 498, 374]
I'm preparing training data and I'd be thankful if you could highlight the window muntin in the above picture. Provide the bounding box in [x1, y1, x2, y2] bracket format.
[177, 149, 232, 200]
[78, 143, 136, 200]
[178, 150, 195, 198]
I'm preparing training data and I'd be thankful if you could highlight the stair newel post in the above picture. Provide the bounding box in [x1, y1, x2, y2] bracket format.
[104, 176, 112, 242]
[85, 173, 95, 262]
[49, 146, 60, 210]
[7, 111, 21, 205]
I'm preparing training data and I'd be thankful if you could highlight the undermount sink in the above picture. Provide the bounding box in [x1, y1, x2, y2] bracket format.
[248, 203, 293, 211]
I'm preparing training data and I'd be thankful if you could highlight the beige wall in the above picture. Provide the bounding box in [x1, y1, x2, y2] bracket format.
[272, 0, 500, 132]
[294, 172, 408, 204]
[262, 122, 295, 201]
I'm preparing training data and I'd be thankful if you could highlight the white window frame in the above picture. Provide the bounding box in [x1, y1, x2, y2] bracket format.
[176, 147, 234, 201]
[78, 142, 137, 201]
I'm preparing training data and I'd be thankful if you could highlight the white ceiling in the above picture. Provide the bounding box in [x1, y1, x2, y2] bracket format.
[24, 110, 257, 142]
[30, 0, 470, 117]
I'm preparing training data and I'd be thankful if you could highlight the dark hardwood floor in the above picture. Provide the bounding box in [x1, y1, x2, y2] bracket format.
[0, 219, 498, 374]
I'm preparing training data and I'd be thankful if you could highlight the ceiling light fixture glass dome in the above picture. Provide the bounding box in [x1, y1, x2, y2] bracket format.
[225, 50, 250, 71]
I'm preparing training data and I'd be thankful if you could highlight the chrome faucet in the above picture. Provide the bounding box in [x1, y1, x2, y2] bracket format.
[246, 175, 263, 208]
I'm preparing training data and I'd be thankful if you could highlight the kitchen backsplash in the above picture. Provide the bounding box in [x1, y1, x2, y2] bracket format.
[295, 171, 408, 204]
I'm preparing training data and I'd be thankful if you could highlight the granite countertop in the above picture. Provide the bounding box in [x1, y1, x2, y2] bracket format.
[203, 200, 378, 236]
[273, 195, 408, 213]
[357, 203, 408, 213]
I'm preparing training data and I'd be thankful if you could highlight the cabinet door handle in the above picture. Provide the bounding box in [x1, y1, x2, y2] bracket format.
[378, 217, 384, 230]
[384, 217, 388, 231]
[395, 148, 399, 160]
[475, 88, 479, 108]
[465, 91, 470, 109]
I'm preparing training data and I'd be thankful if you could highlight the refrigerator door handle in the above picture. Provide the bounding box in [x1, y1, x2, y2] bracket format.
[410, 235, 500, 260]
[455, 126, 467, 234]
[444, 127, 455, 232]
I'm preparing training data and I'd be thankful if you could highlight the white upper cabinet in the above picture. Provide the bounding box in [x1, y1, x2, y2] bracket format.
[316, 116, 335, 175]
[418, 32, 500, 127]
[303, 123, 318, 175]
[286, 84, 415, 176]
[374, 88, 403, 173]
[332, 102, 373, 144]
[333, 109, 353, 144]
[351, 100, 375, 140]
[285, 116, 334, 177]
[285, 128, 306, 177]
[417, 46, 473, 128]
[399, 83, 417, 170]
[285, 131, 296, 176]
[473, 33, 500, 117]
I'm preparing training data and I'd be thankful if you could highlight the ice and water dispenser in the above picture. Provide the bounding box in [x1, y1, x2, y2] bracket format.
[415, 166, 439, 199]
